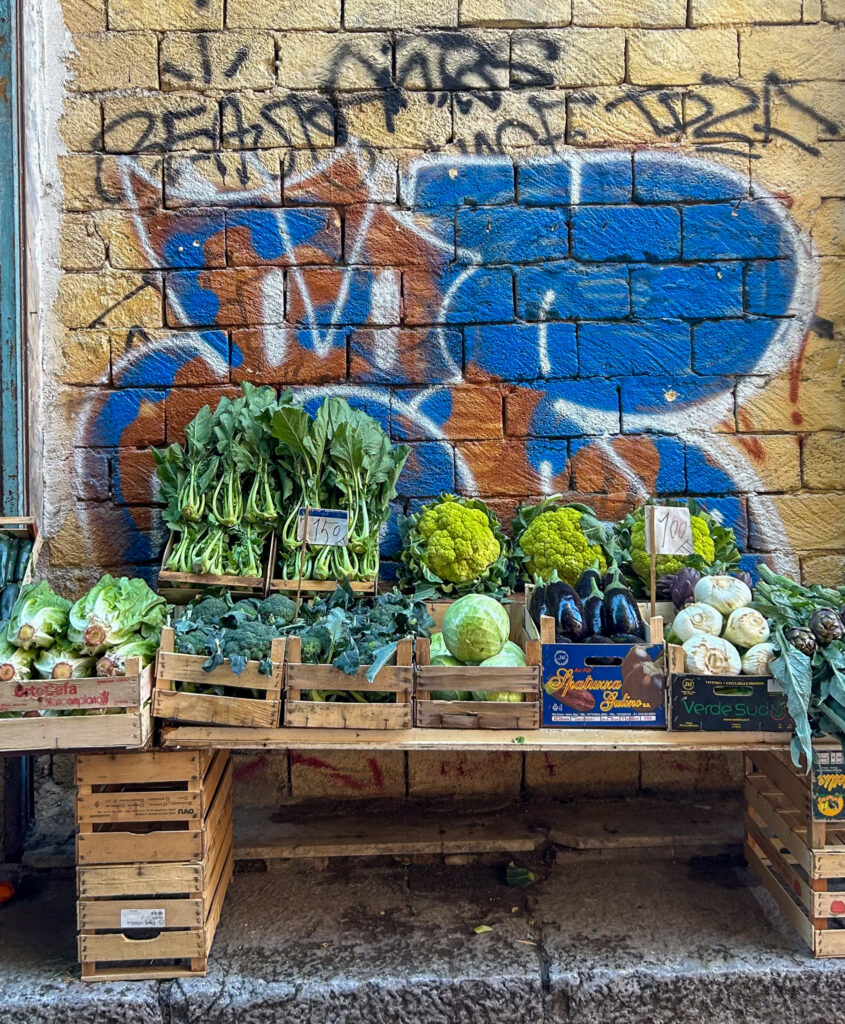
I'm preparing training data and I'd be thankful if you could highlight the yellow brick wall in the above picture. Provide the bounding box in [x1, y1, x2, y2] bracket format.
[46, 0, 845, 803]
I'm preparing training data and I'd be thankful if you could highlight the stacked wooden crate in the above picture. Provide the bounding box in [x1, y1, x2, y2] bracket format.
[75, 749, 233, 980]
[745, 751, 845, 957]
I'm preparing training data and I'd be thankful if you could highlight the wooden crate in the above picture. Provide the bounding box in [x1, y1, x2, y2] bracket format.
[284, 635, 413, 729]
[415, 602, 541, 730]
[157, 529, 272, 597]
[0, 515, 42, 585]
[75, 749, 233, 981]
[153, 626, 284, 728]
[0, 658, 153, 754]
[744, 750, 845, 957]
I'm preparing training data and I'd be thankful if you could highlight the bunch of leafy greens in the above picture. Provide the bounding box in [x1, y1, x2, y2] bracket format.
[153, 383, 286, 577]
[262, 397, 409, 582]
[0, 577, 165, 709]
[290, 584, 434, 700]
[751, 565, 845, 768]
[171, 586, 433, 703]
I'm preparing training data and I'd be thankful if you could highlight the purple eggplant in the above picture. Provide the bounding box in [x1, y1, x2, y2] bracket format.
[528, 580, 550, 631]
[603, 566, 645, 640]
[582, 578, 607, 637]
[546, 580, 588, 643]
[575, 561, 603, 602]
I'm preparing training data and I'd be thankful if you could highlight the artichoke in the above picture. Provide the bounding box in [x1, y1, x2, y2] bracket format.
[809, 608, 845, 646]
[785, 626, 817, 658]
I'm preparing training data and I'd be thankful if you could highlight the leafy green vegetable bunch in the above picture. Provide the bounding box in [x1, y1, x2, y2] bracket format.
[398, 494, 514, 598]
[751, 564, 845, 767]
[262, 397, 409, 582]
[291, 583, 434, 701]
[613, 497, 741, 594]
[0, 577, 165, 710]
[154, 383, 285, 577]
[512, 497, 611, 586]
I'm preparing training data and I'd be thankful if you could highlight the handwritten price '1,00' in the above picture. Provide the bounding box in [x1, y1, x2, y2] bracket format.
[646, 507, 694, 556]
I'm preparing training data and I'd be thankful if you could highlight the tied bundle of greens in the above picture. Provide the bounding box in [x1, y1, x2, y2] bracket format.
[262, 397, 409, 582]
[751, 565, 845, 767]
[153, 383, 286, 578]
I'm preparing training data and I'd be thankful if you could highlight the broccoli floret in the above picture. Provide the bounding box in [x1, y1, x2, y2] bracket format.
[190, 596, 231, 625]
[257, 593, 297, 625]
[297, 633, 324, 664]
[175, 627, 213, 656]
[220, 621, 279, 663]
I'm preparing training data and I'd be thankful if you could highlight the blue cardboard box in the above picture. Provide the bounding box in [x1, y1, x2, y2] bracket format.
[541, 641, 667, 728]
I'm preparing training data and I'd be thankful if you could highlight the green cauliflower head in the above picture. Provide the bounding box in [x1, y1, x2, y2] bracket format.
[519, 507, 608, 585]
[629, 513, 715, 584]
[399, 494, 512, 596]
[417, 501, 500, 584]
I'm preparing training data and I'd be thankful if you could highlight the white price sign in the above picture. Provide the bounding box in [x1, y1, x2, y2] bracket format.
[645, 506, 694, 556]
[297, 508, 348, 547]
[121, 909, 165, 929]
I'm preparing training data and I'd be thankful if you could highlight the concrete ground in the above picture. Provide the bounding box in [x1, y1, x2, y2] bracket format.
[2, 848, 844, 1024]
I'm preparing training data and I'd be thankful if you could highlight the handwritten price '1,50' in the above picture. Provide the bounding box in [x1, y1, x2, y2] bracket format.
[297, 508, 349, 548]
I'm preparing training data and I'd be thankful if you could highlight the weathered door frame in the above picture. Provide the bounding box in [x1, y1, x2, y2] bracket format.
[0, 0, 25, 516]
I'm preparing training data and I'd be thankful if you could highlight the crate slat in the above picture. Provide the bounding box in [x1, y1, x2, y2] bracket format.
[78, 897, 205, 931]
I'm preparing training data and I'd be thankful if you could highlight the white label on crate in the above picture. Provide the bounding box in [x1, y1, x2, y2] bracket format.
[296, 507, 348, 547]
[645, 506, 694, 556]
[121, 909, 165, 929]
[767, 677, 784, 694]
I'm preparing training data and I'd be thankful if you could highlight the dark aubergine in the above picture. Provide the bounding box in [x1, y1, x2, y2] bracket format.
[528, 580, 550, 632]
[582, 578, 606, 637]
[575, 561, 603, 602]
[612, 633, 645, 644]
[603, 567, 645, 640]
[584, 634, 614, 644]
[546, 580, 588, 642]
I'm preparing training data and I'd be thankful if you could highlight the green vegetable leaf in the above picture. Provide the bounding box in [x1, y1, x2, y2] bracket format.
[473, 925, 493, 934]
[771, 625, 813, 769]
[506, 862, 536, 888]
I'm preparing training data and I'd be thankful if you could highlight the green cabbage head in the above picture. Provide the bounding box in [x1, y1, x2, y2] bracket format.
[442, 595, 509, 664]
[480, 641, 526, 668]
[67, 576, 167, 654]
[7, 581, 73, 650]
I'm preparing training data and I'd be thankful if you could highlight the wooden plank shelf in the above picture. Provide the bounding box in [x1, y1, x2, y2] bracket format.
[160, 725, 812, 753]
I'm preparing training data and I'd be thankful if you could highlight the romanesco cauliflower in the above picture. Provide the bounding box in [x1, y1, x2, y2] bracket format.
[417, 502, 499, 583]
[398, 494, 512, 596]
[629, 513, 715, 584]
[518, 507, 607, 585]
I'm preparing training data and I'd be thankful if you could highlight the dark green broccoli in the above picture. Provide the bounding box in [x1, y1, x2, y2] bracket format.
[190, 596, 231, 624]
[257, 593, 297, 625]
[175, 627, 213, 656]
[297, 632, 325, 664]
[216, 621, 282, 675]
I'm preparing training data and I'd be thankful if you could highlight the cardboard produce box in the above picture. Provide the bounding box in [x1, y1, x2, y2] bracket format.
[667, 645, 791, 732]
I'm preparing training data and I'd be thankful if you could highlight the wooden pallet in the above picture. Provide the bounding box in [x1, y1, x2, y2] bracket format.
[0, 658, 153, 754]
[76, 749, 233, 981]
[744, 750, 845, 957]
[284, 635, 413, 729]
[415, 602, 541, 730]
[153, 626, 284, 728]
[157, 529, 271, 596]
